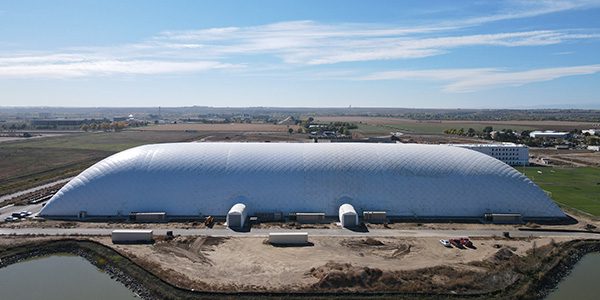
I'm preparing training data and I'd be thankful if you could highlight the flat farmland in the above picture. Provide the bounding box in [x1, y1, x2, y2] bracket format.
[1, 130, 208, 152]
[0, 147, 110, 181]
[0, 130, 209, 195]
[0, 147, 110, 196]
[0, 128, 306, 196]
[137, 123, 300, 132]
[315, 116, 596, 135]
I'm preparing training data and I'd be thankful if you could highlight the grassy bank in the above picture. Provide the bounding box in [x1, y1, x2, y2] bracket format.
[517, 167, 600, 217]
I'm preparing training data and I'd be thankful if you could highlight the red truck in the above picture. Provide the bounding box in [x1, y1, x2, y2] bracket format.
[460, 237, 473, 248]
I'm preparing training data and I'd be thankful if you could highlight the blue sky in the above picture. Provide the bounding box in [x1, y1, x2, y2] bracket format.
[1, 0, 599, 108]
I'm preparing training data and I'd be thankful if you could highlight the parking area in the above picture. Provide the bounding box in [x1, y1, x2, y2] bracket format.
[0, 202, 46, 223]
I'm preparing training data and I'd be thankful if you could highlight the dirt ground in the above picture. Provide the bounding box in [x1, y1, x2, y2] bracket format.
[530, 148, 600, 167]
[3, 216, 599, 232]
[104, 235, 571, 291]
[399, 134, 488, 144]
[196, 132, 310, 143]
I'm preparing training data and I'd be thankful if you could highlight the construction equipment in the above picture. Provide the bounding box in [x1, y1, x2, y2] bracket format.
[204, 216, 215, 228]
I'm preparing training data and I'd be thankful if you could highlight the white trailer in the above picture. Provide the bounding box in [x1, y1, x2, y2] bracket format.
[111, 229, 153, 244]
[339, 204, 359, 228]
[227, 203, 247, 228]
[268, 232, 309, 245]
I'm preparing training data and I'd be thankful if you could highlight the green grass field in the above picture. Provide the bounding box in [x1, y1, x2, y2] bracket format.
[517, 166, 600, 217]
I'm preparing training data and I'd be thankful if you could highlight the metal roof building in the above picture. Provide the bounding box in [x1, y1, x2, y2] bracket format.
[39, 142, 565, 220]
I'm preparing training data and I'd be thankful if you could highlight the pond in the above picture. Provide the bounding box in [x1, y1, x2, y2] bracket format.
[546, 252, 600, 300]
[0, 255, 138, 300]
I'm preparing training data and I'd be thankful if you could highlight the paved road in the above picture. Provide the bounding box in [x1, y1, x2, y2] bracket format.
[0, 227, 598, 239]
[0, 178, 71, 204]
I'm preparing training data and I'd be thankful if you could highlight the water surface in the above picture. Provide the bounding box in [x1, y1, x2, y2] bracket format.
[546, 252, 600, 300]
[0, 255, 138, 300]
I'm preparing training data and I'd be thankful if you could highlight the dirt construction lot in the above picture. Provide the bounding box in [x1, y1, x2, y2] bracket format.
[530, 148, 600, 167]
[106, 235, 567, 292]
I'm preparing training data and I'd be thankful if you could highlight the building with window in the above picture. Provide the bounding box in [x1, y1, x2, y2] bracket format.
[446, 143, 529, 166]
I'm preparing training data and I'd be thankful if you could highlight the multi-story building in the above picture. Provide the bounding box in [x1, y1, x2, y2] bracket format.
[446, 143, 529, 166]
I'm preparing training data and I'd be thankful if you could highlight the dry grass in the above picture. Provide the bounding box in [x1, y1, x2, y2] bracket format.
[138, 123, 300, 132]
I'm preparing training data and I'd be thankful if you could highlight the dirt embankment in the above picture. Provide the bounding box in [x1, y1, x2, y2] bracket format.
[304, 239, 600, 298]
[1, 237, 600, 299]
[114, 236, 600, 298]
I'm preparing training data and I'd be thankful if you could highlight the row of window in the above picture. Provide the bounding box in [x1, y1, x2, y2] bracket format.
[490, 148, 522, 152]
[494, 152, 520, 156]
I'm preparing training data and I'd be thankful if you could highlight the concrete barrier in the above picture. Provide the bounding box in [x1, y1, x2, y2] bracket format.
[111, 229, 153, 244]
[268, 232, 309, 245]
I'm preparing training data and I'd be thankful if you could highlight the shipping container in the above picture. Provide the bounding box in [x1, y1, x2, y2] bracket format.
[295, 212, 325, 224]
[363, 211, 387, 224]
[129, 212, 166, 223]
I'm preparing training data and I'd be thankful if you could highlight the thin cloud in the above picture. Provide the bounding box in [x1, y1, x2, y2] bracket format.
[452, 0, 592, 26]
[445, 64, 600, 92]
[1, 26, 593, 79]
[553, 51, 575, 55]
[0, 56, 239, 78]
[361, 65, 600, 92]
[0, 0, 598, 79]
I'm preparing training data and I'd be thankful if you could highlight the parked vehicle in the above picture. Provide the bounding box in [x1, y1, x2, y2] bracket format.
[449, 238, 463, 248]
[460, 237, 474, 248]
[11, 212, 22, 218]
[439, 239, 451, 247]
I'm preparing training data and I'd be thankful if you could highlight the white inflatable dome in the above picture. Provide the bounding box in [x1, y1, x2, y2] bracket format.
[39, 142, 565, 220]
